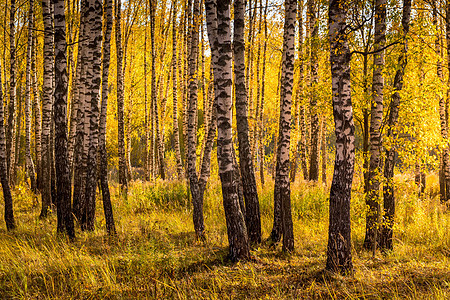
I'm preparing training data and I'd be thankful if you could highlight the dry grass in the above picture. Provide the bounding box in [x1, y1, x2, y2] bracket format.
[0, 172, 449, 299]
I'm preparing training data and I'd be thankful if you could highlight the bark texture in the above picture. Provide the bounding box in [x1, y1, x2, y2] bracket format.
[40, 0, 54, 218]
[326, 0, 354, 274]
[116, 0, 128, 191]
[54, 0, 75, 238]
[26, 2, 37, 192]
[308, 0, 319, 181]
[271, 0, 296, 251]
[99, 0, 116, 234]
[0, 62, 15, 230]
[233, 0, 261, 245]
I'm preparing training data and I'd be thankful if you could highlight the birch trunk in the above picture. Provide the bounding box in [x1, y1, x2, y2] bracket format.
[6, 0, 17, 185]
[116, 0, 128, 191]
[32, 27, 42, 192]
[54, 0, 75, 238]
[364, 0, 387, 251]
[0, 62, 15, 230]
[26, 2, 37, 193]
[234, 0, 261, 245]
[98, 0, 116, 234]
[206, 0, 250, 260]
[82, 0, 103, 231]
[172, 1, 184, 180]
[326, 0, 354, 273]
[40, 0, 54, 218]
[271, 0, 296, 251]
[307, 0, 319, 181]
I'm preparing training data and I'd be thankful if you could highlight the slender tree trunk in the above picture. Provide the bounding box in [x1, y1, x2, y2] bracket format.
[186, 0, 205, 238]
[40, 0, 54, 218]
[13, 86, 23, 186]
[0, 62, 15, 230]
[73, 0, 89, 221]
[362, 54, 370, 193]
[32, 26, 42, 192]
[290, 0, 304, 183]
[144, 1, 149, 181]
[6, 0, 17, 186]
[308, 0, 319, 181]
[150, 0, 165, 180]
[271, 0, 296, 251]
[26, 2, 37, 193]
[172, 1, 184, 180]
[326, 0, 354, 274]
[321, 116, 327, 185]
[364, 0, 387, 251]
[98, 0, 116, 234]
[116, 0, 128, 191]
[234, 0, 261, 246]
[380, 0, 411, 251]
[259, 0, 269, 186]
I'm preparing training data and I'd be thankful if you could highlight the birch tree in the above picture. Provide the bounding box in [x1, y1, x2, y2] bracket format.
[234, 0, 261, 245]
[26, 2, 37, 192]
[206, 0, 250, 260]
[98, 0, 116, 234]
[271, 0, 296, 251]
[40, 0, 54, 218]
[326, 0, 354, 273]
[364, 0, 387, 251]
[54, 0, 75, 237]
[0, 62, 15, 231]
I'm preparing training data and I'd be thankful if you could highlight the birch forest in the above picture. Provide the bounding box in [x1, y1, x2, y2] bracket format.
[2, 0, 450, 298]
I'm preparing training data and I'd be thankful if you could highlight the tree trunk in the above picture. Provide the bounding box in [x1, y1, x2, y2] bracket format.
[364, 0, 387, 252]
[98, 0, 116, 234]
[272, 0, 296, 252]
[259, 0, 269, 186]
[54, 0, 75, 238]
[116, 0, 128, 191]
[380, 0, 411, 251]
[150, 0, 165, 180]
[326, 0, 354, 274]
[172, 1, 184, 180]
[0, 62, 15, 230]
[32, 25, 42, 192]
[290, 0, 304, 183]
[206, 0, 250, 261]
[81, 0, 103, 231]
[234, 0, 261, 246]
[26, 2, 37, 193]
[6, 0, 17, 186]
[73, 0, 89, 221]
[308, 0, 319, 181]
[40, 0, 54, 218]
[186, 0, 204, 238]
[321, 116, 327, 185]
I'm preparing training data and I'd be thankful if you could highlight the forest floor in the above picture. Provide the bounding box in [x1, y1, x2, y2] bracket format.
[0, 172, 450, 299]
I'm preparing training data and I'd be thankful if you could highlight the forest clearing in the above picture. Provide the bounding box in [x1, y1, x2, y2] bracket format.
[1, 0, 450, 298]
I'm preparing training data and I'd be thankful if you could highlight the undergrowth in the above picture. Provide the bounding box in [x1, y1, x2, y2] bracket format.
[0, 172, 449, 299]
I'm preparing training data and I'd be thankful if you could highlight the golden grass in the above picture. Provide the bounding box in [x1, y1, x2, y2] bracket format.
[0, 173, 449, 299]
